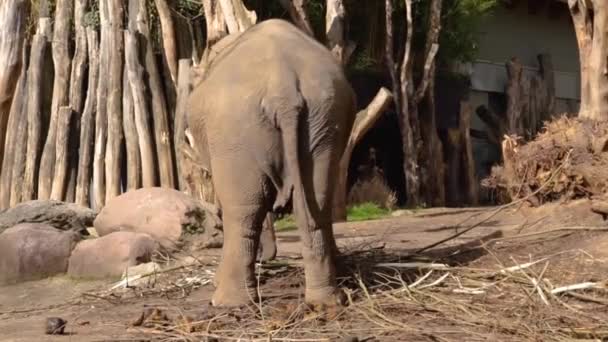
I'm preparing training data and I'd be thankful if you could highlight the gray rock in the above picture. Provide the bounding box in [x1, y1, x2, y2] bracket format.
[0, 223, 81, 285]
[0, 200, 96, 235]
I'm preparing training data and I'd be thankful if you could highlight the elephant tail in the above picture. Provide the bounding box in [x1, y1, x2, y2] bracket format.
[280, 110, 317, 231]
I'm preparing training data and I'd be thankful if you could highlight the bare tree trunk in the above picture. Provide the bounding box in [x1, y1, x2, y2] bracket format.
[133, 0, 175, 189]
[218, 0, 257, 33]
[585, 0, 608, 120]
[0, 47, 28, 209]
[38, 0, 73, 200]
[65, 0, 89, 203]
[0, 0, 28, 176]
[326, 0, 355, 65]
[279, 0, 314, 37]
[75, 28, 99, 207]
[154, 0, 178, 85]
[385, 0, 400, 112]
[94, 0, 110, 208]
[23, 18, 52, 202]
[122, 61, 140, 191]
[125, 30, 157, 188]
[104, 0, 124, 202]
[201, 0, 228, 50]
[569, 0, 592, 118]
[459, 101, 478, 205]
[333, 88, 393, 221]
[174, 59, 191, 191]
[50, 107, 73, 200]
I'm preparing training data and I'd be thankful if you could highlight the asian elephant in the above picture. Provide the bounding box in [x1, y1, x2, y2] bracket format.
[187, 19, 356, 308]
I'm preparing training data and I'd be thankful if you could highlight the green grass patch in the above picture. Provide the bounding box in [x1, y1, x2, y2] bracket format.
[274, 202, 391, 232]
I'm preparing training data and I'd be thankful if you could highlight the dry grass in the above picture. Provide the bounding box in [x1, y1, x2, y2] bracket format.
[348, 171, 397, 210]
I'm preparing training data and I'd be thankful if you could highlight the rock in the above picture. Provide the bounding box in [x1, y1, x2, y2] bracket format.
[0, 223, 81, 285]
[0, 200, 96, 235]
[94, 187, 223, 249]
[45, 317, 67, 335]
[67, 232, 160, 279]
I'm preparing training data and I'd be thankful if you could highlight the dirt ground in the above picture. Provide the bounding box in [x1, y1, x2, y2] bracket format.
[1, 200, 608, 342]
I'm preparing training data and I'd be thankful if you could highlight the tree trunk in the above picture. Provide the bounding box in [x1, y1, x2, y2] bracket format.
[445, 128, 462, 206]
[174, 59, 191, 191]
[104, 0, 124, 202]
[459, 101, 479, 205]
[122, 59, 140, 191]
[66, 0, 90, 203]
[22, 18, 52, 202]
[279, 0, 314, 37]
[326, 0, 355, 65]
[201, 0, 228, 49]
[505, 58, 524, 135]
[0, 0, 28, 177]
[154, 0, 177, 85]
[38, 0, 73, 200]
[0, 47, 28, 209]
[569, 0, 593, 118]
[125, 29, 157, 188]
[218, 0, 257, 34]
[133, 0, 175, 189]
[94, 0, 110, 208]
[538, 53, 556, 123]
[333, 88, 393, 221]
[50, 107, 73, 200]
[75, 28, 99, 207]
[585, 0, 608, 120]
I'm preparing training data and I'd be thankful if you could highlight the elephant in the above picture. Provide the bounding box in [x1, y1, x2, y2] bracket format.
[187, 19, 356, 308]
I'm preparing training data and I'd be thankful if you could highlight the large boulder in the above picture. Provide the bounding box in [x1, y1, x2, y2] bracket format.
[67, 231, 160, 279]
[0, 223, 81, 285]
[93, 187, 222, 249]
[0, 200, 96, 235]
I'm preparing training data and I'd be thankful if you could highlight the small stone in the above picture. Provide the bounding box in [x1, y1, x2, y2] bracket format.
[45, 317, 67, 335]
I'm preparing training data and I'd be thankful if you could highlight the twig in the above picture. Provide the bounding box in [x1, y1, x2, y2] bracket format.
[551, 281, 608, 295]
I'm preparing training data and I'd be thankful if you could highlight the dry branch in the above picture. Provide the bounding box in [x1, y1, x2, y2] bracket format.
[218, 0, 257, 34]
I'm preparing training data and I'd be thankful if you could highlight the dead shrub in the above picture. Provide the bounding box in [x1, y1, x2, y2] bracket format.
[348, 170, 397, 210]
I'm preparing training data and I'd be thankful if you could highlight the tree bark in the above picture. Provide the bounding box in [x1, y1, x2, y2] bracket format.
[154, 0, 178, 85]
[50, 107, 73, 200]
[333, 88, 393, 221]
[65, 0, 89, 203]
[125, 29, 157, 188]
[279, 0, 314, 37]
[104, 0, 125, 202]
[218, 0, 257, 34]
[75, 28, 99, 208]
[459, 101, 479, 205]
[0, 0, 28, 176]
[133, 0, 175, 189]
[122, 58, 140, 191]
[38, 0, 73, 200]
[94, 0, 110, 208]
[22, 18, 52, 202]
[0, 47, 28, 209]
[326, 0, 355, 65]
[174, 59, 191, 191]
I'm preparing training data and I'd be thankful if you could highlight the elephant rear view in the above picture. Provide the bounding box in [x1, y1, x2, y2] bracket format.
[187, 19, 356, 308]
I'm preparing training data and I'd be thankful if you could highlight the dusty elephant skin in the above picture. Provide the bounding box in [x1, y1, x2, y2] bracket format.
[93, 187, 223, 250]
[188, 19, 356, 308]
[0, 223, 81, 285]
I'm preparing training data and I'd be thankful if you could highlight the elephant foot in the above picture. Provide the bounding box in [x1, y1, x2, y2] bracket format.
[211, 284, 259, 307]
[305, 287, 346, 311]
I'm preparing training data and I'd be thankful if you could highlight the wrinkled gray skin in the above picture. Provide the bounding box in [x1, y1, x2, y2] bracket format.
[187, 19, 356, 308]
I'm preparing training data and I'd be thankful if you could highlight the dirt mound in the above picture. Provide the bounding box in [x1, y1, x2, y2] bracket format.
[483, 116, 608, 205]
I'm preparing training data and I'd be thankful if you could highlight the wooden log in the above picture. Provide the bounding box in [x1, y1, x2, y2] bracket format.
[122, 62, 140, 191]
[9, 84, 28, 207]
[459, 101, 479, 205]
[568, 0, 592, 118]
[538, 53, 556, 122]
[125, 30, 157, 188]
[333, 87, 392, 222]
[50, 107, 74, 200]
[154, 0, 178, 85]
[104, 0, 125, 202]
[75, 28, 99, 208]
[22, 18, 52, 202]
[132, 0, 175, 189]
[201, 0, 228, 49]
[505, 57, 524, 136]
[326, 0, 355, 65]
[94, 0, 110, 208]
[0, 0, 28, 176]
[218, 0, 257, 34]
[65, 0, 89, 203]
[38, 0, 73, 200]
[0, 47, 28, 209]
[174, 59, 191, 191]
[279, 0, 314, 37]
